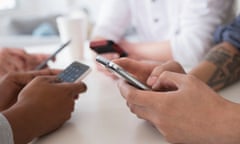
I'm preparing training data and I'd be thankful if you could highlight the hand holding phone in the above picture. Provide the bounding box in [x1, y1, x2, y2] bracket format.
[90, 40, 128, 57]
[96, 56, 150, 90]
[35, 40, 71, 70]
[57, 61, 91, 83]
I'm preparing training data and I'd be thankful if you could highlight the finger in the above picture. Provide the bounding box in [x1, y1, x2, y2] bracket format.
[31, 53, 51, 61]
[147, 61, 185, 86]
[34, 69, 62, 75]
[58, 82, 87, 95]
[3, 59, 18, 72]
[113, 58, 142, 74]
[7, 55, 25, 71]
[25, 55, 42, 70]
[8, 48, 27, 57]
[12, 70, 61, 85]
[117, 80, 154, 107]
[151, 71, 185, 91]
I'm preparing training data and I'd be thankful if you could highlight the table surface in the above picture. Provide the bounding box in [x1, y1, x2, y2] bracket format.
[25, 43, 240, 144]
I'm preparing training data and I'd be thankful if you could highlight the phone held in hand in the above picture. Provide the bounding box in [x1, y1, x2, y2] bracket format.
[90, 40, 128, 57]
[57, 61, 91, 83]
[35, 40, 71, 70]
[96, 55, 150, 90]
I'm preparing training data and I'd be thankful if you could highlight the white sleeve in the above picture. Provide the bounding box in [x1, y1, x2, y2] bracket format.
[170, 0, 233, 68]
[0, 113, 14, 144]
[92, 0, 131, 42]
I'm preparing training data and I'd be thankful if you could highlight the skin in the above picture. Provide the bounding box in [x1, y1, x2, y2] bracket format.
[0, 70, 60, 112]
[118, 72, 240, 144]
[115, 58, 240, 143]
[147, 42, 240, 91]
[1, 71, 87, 144]
[91, 38, 173, 61]
[91, 38, 173, 77]
[0, 48, 50, 77]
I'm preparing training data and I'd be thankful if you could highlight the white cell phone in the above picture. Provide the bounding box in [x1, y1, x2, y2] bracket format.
[96, 56, 150, 90]
[57, 61, 91, 83]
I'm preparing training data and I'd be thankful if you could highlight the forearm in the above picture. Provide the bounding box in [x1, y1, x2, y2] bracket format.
[189, 42, 240, 91]
[123, 41, 173, 61]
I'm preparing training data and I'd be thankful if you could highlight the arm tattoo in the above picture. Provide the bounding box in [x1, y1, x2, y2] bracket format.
[205, 46, 240, 90]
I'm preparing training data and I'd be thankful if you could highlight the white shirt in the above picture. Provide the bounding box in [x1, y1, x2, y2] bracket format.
[93, 0, 234, 67]
[0, 113, 14, 144]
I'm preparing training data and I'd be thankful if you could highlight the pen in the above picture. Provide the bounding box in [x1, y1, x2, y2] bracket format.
[35, 40, 71, 70]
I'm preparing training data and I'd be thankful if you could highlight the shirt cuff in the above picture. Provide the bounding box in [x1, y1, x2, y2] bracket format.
[0, 113, 14, 144]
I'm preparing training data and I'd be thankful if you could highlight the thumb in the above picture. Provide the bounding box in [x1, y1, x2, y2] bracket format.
[58, 82, 87, 95]
[13, 70, 60, 85]
[151, 71, 186, 91]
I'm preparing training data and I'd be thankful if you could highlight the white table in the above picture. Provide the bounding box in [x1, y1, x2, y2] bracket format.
[26, 43, 240, 144]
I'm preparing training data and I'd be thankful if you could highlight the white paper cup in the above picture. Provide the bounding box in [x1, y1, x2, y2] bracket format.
[57, 12, 88, 61]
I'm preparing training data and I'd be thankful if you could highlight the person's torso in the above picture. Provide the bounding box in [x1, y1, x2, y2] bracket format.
[128, 0, 233, 42]
[129, 0, 185, 42]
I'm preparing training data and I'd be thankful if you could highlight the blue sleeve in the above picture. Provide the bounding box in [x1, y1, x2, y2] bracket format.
[214, 16, 240, 51]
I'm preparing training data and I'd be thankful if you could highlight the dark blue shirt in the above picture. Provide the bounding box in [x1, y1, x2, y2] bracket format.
[214, 16, 240, 51]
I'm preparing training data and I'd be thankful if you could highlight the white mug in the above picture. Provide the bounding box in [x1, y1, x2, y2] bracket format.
[57, 11, 88, 61]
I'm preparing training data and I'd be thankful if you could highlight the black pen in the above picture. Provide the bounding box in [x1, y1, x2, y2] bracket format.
[35, 40, 71, 70]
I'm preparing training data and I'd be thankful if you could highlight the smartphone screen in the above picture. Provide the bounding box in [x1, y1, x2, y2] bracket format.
[57, 61, 91, 83]
[96, 56, 150, 90]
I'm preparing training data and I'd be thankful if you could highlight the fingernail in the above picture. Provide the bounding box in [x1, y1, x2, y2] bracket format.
[147, 76, 158, 86]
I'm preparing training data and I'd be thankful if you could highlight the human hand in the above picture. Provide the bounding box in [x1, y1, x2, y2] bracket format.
[114, 58, 160, 83]
[3, 76, 87, 144]
[118, 72, 240, 144]
[146, 61, 185, 90]
[23, 53, 51, 70]
[0, 48, 27, 76]
[96, 53, 120, 79]
[0, 69, 60, 112]
[0, 48, 51, 77]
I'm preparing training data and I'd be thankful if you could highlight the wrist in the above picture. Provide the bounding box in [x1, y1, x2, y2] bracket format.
[2, 104, 38, 144]
[212, 99, 240, 144]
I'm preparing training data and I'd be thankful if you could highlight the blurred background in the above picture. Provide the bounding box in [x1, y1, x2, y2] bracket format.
[0, 0, 240, 47]
[0, 0, 101, 46]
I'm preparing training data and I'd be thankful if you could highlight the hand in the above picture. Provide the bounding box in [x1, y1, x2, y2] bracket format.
[114, 58, 160, 83]
[3, 76, 87, 144]
[0, 48, 51, 77]
[146, 61, 186, 90]
[24, 53, 51, 70]
[0, 48, 27, 76]
[0, 69, 60, 112]
[96, 53, 120, 79]
[118, 72, 240, 144]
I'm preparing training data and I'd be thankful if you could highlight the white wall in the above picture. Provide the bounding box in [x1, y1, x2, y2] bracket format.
[0, 0, 102, 20]
[0, 0, 68, 18]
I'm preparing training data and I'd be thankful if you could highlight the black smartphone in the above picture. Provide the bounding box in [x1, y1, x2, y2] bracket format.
[57, 61, 91, 83]
[90, 40, 128, 57]
[96, 55, 150, 90]
[35, 40, 71, 70]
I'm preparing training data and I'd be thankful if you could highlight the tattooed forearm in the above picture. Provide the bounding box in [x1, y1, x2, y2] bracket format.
[205, 44, 240, 90]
